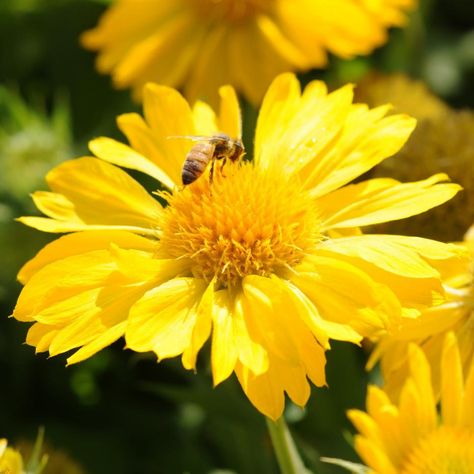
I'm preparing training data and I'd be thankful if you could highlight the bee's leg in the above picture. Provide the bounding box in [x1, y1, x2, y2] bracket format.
[220, 157, 228, 177]
[209, 158, 216, 185]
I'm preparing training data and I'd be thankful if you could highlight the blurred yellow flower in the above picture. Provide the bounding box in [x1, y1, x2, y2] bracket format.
[370, 224, 473, 401]
[14, 74, 461, 420]
[356, 72, 448, 121]
[349, 333, 474, 473]
[82, 0, 416, 105]
[0, 439, 24, 474]
[357, 73, 474, 242]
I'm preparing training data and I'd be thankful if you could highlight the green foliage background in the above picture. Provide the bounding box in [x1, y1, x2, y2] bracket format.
[0, 1, 473, 472]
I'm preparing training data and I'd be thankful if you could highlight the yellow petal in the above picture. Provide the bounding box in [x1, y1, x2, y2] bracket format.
[183, 25, 229, 105]
[256, 15, 310, 68]
[27, 322, 59, 353]
[279, 364, 311, 407]
[321, 235, 445, 279]
[14, 250, 117, 322]
[211, 289, 239, 386]
[353, 435, 398, 474]
[45, 286, 138, 357]
[217, 85, 242, 139]
[462, 359, 474, 428]
[181, 279, 214, 371]
[302, 108, 415, 198]
[22, 157, 163, 234]
[192, 100, 218, 136]
[242, 275, 308, 363]
[89, 137, 176, 189]
[441, 332, 463, 427]
[116, 110, 184, 188]
[243, 275, 327, 386]
[254, 73, 301, 170]
[109, 245, 190, 281]
[66, 321, 127, 365]
[318, 174, 461, 229]
[235, 361, 285, 421]
[291, 255, 397, 337]
[126, 277, 207, 360]
[112, 12, 194, 89]
[227, 20, 290, 106]
[18, 230, 154, 284]
[277, 276, 361, 346]
[406, 344, 437, 432]
[143, 83, 194, 175]
[233, 291, 269, 376]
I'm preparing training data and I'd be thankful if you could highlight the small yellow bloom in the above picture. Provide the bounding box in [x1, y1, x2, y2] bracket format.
[14, 74, 461, 419]
[356, 73, 448, 122]
[0, 439, 24, 474]
[349, 333, 474, 473]
[370, 224, 473, 401]
[357, 73, 474, 242]
[81, 0, 417, 105]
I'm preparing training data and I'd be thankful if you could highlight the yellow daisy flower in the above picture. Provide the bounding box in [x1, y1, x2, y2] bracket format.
[355, 72, 448, 122]
[14, 74, 462, 420]
[0, 439, 24, 474]
[370, 224, 474, 401]
[349, 333, 474, 473]
[81, 0, 417, 105]
[357, 73, 474, 242]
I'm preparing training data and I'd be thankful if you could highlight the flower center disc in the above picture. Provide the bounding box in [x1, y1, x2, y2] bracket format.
[402, 427, 474, 474]
[159, 162, 321, 287]
[193, 0, 273, 22]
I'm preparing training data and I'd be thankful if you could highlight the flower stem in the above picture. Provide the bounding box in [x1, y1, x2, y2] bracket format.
[266, 417, 312, 474]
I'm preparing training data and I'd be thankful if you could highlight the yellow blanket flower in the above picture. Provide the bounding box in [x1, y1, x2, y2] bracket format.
[349, 333, 474, 473]
[357, 73, 474, 242]
[82, 0, 416, 105]
[14, 74, 462, 420]
[370, 224, 474, 401]
[0, 439, 24, 474]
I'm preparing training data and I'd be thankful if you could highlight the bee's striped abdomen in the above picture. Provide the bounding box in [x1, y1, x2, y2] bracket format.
[181, 142, 214, 185]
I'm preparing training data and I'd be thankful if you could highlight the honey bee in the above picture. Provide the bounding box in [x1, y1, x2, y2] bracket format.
[178, 133, 245, 185]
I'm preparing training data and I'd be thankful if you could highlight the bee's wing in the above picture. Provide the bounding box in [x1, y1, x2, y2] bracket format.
[166, 135, 220, 143]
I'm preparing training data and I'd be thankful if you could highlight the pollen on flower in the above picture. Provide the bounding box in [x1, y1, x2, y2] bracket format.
[159, 162, 321, 287]
[402, 427, 474, 474]
[193, 0, 273, 22]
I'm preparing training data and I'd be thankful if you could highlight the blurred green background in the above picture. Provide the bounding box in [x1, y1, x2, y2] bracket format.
[1, 0, 473, 472]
